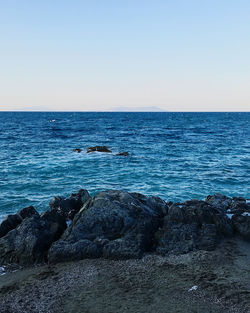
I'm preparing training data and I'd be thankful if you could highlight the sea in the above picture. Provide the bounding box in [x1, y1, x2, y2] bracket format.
[0, 112, 249, 221]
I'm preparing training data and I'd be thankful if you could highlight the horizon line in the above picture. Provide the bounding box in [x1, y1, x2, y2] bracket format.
[0, 110, 249, 113]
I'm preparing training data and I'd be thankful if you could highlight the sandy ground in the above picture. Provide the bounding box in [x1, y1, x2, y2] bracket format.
[0, 238, 250, 313]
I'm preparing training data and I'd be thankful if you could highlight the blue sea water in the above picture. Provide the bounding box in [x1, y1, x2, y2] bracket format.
[0, 112, 249, 220]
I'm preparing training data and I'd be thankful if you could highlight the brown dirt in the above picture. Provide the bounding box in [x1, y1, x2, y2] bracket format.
[0, 238, 250, 313]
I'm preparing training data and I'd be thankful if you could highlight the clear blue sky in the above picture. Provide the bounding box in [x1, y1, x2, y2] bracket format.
[0, 0, 249, 111]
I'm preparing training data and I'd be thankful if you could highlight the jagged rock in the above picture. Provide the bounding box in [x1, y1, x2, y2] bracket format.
[48, 190, 168, 263]
[0, 214, 22, 239]
[116, 152, 130, 156]
[206, 194, 250, 216]
[87, 146, 112, 153]
[41, 209, 67, 239]
[0, 211, 67, 265]
[49, 189, 91, 220]
[73, 148, 82, 153]
[232, 214, 250, 240]
[18, 206, 39, 220]
[155, 200, 233, 255]
[230, 197, 250, 214]
[48, 240, 101, 263]
[205, 193, 232, 212]
[0, 189, 248, 266]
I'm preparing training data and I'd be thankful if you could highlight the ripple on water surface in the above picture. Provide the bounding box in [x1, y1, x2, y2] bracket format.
[0, 112, 249, 219]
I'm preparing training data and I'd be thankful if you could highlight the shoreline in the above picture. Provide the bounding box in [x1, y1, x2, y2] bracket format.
[0, 189, 250, 312]
[1, 238, 250, 313]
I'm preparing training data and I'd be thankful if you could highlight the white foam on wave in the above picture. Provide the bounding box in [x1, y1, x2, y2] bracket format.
[242, 212, 250, 217]
[66, 220, 72, 227]
[0, 266, 6, 276]
[226, 213, 234, 219]
[188, 285, 198, 292]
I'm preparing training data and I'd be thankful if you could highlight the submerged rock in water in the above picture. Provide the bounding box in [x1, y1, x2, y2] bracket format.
[48, 190, 168, 263]
[72, 148, 82, 153]
[116, 152, 130, 156]
[155, 200, 233, 255]
[49, 189, 91, 220]
[87, 146, 112, 153]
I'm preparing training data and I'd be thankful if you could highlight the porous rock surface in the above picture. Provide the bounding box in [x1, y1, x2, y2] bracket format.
[0, 190, 249, 266]
[155, 200, 233, 255]
[0, 209, 66, 264]
[49, 189, 91, 220]
[205, 193, 250, 240]
[48, 190, 168, 263]
[87, 146, 112, 153]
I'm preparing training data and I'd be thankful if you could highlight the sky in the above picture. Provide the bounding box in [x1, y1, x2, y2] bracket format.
[0, 0, 249, 111]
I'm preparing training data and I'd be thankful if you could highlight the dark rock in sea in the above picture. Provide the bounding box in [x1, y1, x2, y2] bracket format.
[0, 214, 22, 239]
[155, 200, 233, 255]
[232, 213, 250, 240]
[48, 190, 168, 263]
[18, 206, 39, 220]
[116, 152, 130, 156]
[73, 148, 82, 153]
[49, 189, 91, 220]
[0, 210, 67, 265]
[87, 146, 112, 153]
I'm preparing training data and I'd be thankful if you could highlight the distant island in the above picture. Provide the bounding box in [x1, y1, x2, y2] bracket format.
[2, 106, 167, 112]
[107, 106, 166, 112]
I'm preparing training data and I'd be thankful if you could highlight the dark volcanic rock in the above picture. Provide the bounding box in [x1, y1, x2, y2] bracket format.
[49, 189, 91, 220]
[48, 240, 101, 263]
[116, 152, 130, 156]
[0, 214, 22, 239]
[155, 200, 233, 255]
[72, 148, 82, 153]
[232, 213, 250, 240]
[0, 211, 67, 265]
[230, 197, 250, 214]
[206, 194, 250, 215]
[41, 209, 67, 239]
[87, 146, 112, 153]
[18, 206, 39, 220]
[48, 190, 168, 263]
[205, 193, 232, 212]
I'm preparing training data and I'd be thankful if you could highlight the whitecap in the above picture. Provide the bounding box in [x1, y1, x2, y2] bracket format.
[242, 212, 250, 217]
[188, 285, 198, 292]
[0, 266, 6, 276]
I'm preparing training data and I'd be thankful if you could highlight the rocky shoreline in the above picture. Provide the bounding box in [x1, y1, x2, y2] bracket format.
[0, 190, 250, 312]
[0, 190, 249, 265]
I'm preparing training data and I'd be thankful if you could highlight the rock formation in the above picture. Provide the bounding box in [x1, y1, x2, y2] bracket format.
[87, 146, 112, 153]
[0, 190, 249, 266]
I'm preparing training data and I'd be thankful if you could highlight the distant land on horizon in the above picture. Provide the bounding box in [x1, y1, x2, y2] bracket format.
[0, 106, 167, 112]
[106, 106, 166, 112]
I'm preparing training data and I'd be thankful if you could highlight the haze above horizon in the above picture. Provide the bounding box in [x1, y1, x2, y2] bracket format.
[0, 1, 249, 112]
